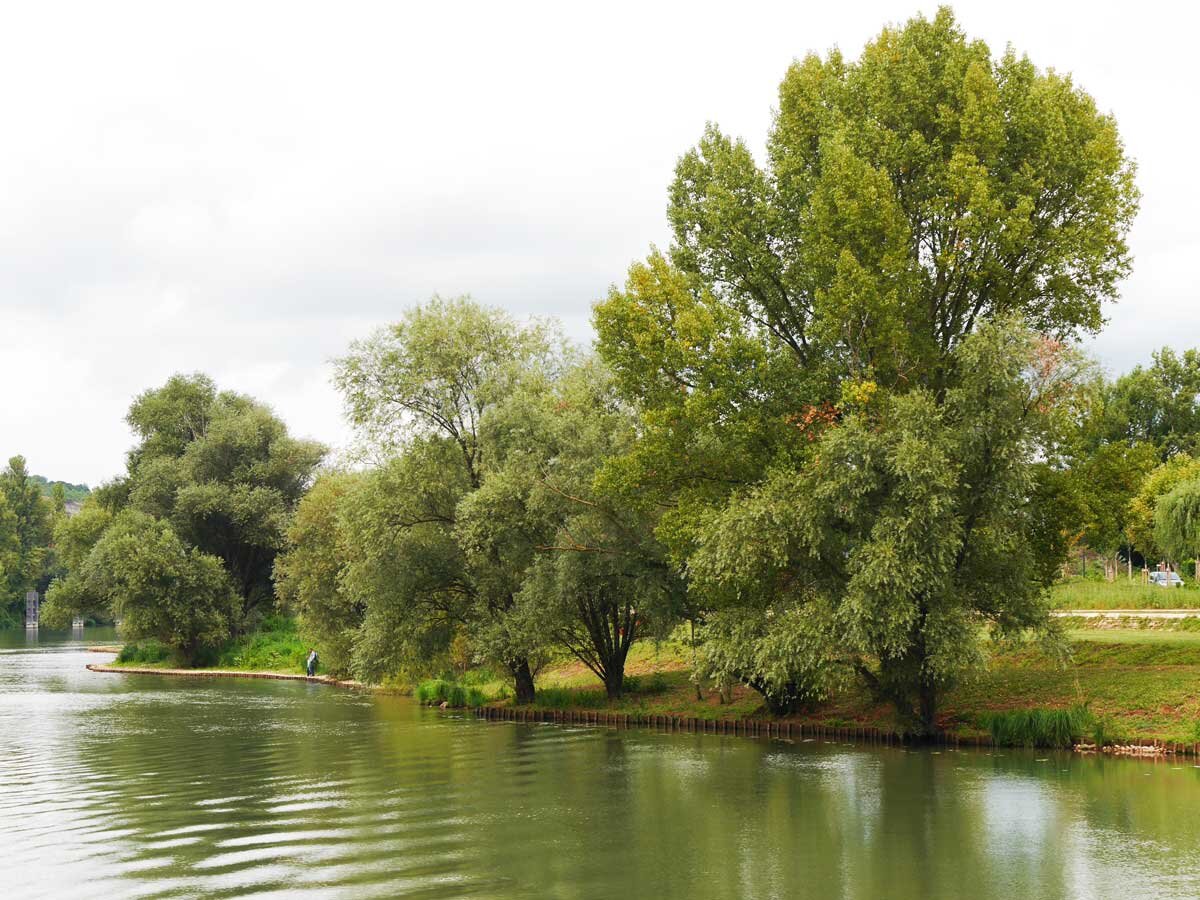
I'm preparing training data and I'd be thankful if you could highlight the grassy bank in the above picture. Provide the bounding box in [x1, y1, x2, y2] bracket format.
[437, 624, 1200, 748]
[107, 613, 1200, 749]
[114, 616, 308, 674]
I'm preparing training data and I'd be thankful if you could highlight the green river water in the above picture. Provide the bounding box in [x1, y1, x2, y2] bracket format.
[4, 629, 1200, 899]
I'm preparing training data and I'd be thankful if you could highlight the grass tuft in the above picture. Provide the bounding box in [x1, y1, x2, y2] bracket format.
[979, 704, 1095, 748]
[416, 678, 495, 708]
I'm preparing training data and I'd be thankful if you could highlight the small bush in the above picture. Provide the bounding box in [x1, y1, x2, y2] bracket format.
[417, 678, 493, 708]
[116, 641, 172, 665]
[216, 619, 306, 672]
[980, 705, 1095, 748]
[416, 679, 451, 704]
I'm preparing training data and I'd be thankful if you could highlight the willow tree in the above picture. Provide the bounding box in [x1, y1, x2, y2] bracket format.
[457, 359, 684, 699]
[596, 8, 1136, 733]
[333, 297, 564, 701]
[1156, 480, 1200, 581]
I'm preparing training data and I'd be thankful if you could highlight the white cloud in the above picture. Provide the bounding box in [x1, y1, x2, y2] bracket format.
[2, 0, 1197, 484]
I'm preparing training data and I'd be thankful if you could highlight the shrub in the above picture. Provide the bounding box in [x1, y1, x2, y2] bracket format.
[980, 705, 1095, 748]
[417, 678, 493, 708]
[116, 641, 172, 665]
[215, 617, 306, 672]
[416, 679, 451, 704]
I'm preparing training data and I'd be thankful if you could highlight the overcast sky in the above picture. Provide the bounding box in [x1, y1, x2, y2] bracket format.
[2, 1, 1195, 486]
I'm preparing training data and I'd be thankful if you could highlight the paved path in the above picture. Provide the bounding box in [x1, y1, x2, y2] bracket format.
[1051, 609, 1200, 619]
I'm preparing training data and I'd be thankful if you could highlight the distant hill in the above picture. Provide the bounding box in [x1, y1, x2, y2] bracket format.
[32, 475, 91, 504]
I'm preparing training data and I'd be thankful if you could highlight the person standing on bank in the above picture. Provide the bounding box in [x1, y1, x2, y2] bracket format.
[306, 648, 318, 677]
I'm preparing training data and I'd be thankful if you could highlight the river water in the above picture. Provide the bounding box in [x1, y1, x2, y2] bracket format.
[3, 629, 1200, 899]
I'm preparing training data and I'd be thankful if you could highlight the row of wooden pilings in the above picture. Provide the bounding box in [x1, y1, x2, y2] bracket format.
[471, 706, 1200, 757]
[474, 705, 901, 746]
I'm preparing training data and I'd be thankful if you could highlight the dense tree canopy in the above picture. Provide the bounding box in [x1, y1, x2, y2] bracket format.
[42, 374, 324, 656]
[1095, 348, 1200, 461]
[0, 456, 54, 618]
[331, 298, 566, 700]
[1127, 455, 1200, 564]
[118, 374, 326, 625]
[273, 471, 364, 677]
[460, 359, 685, 699]
[595, 8, 1134, 732]
[665, 6, 1135, 387]
[45, 511, 237, 663]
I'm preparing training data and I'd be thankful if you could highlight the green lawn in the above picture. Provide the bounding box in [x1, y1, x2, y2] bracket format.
[473, 628, 1200, 745]
[1050, 578, 1200, 609]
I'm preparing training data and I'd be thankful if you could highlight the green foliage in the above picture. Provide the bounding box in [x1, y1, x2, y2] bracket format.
[120, 374, 326, 624]
[688, 322, 1075, 733]
[44, 511, 237, 663]
[1127, 455, 1200, 562]
[273, 471, 365, 676]
[31, 475, 90, 504]
[1072, 441, 1158, 558]
[415, 678, 490, 708]
[594, 9, 1134, 737]
[979, 704, 1095, 749]
[637, 6, 1136, 399]
[1096, 348, 1200, 460]
[53, 498, 113, 573]
[44, 374, 325, 646]
[215, 616, 307, 672]
[459, 358, 686, 699]
[332, 298, 567, 701]
[0, 456, 54, 615]
[116, 641, 173, 665]
[693, 605, 844, 715]
[1155, 479, 1200, 571]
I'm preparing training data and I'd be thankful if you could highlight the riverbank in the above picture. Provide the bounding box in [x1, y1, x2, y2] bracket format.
[85, 662, 365, 689]
[87, 619, 1200, 751]
[450, 625, 1200, 749]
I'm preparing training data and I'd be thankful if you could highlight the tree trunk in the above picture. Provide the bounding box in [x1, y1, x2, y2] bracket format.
[604, 667, 624, 699]
[511, 658, 536, 705]
[917, 680, 938, 739]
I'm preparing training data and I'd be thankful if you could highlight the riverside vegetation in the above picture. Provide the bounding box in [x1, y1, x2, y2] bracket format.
[38, 9, 1200, 750]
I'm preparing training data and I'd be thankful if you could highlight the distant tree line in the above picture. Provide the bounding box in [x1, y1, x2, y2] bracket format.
[32, 476, 90, 505]
[0, 456, 69, 625]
